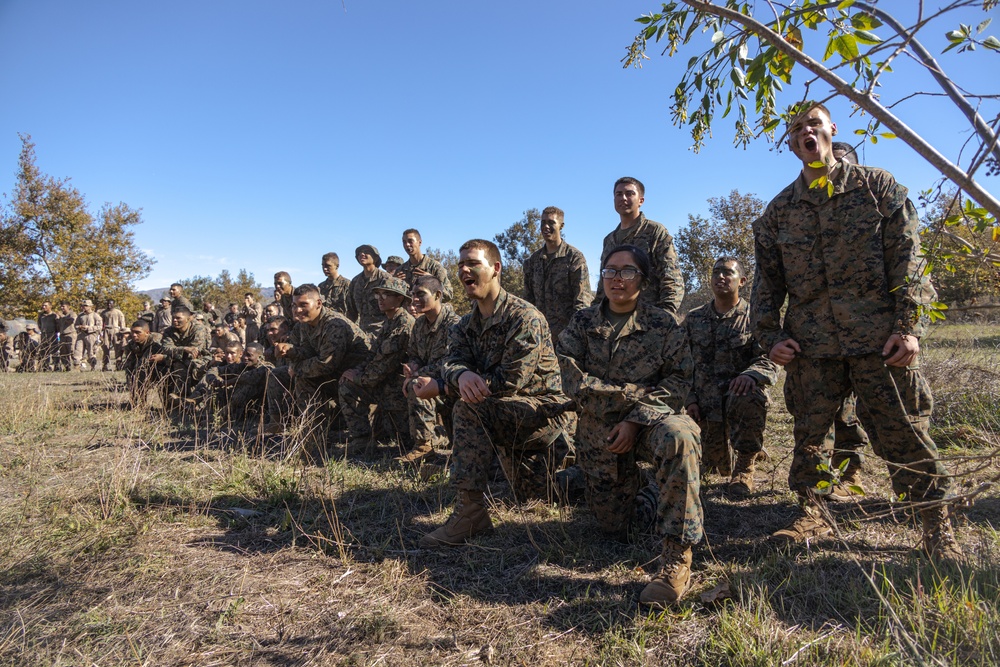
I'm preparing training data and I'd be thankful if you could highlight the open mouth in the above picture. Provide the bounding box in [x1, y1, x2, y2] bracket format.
[803, 137, 817, 152]
[463, 277, 476, 287]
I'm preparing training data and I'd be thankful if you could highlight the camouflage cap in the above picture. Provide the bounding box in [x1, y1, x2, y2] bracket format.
[81, 299, 94, 307]
[385, 255, 405, 266]
[373, 275, 412, 302]
[355, 244, 382, 268]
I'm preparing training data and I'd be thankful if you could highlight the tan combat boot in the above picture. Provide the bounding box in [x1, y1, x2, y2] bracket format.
[419, 491, 493, 548]
[640, 538, 693, 608]
[772, 503, 833, 542]
[727, 450, 760, 499]
[828, 466, 866, 502]
[920, 504, 964, 563]
[394, 441, 434, 466]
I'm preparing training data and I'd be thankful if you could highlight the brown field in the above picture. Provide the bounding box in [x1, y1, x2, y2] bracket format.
[1, 324, 998, 666]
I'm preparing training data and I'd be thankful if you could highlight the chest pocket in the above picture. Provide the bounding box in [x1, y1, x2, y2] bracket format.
[777, 231, 822, 301]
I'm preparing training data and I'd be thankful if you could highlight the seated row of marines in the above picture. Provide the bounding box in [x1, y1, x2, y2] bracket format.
[72, 104, 969, 607]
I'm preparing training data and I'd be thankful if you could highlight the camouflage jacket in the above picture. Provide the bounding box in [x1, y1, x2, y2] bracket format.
[751, 163, 936, 358]
[407, 304, 461, 379]
[684, 298, 780, 421]
[123, 333, 165, 375]
[240, 301, 263, 326]
[203, 359, 272, 387]
[347, 268, 390, 334]
[557, 299, 692, 426]
[354, 307, 414, 388]
[398, 254, 453, 302]
[442, 288, 564, 399]
[595, 213, 685, 315]
[75, 311, 102, 335]
[152, 306, 172, 333]
[100, 308, 127, 336]
[522, 241, 594, 340]
[56, 311, 77, 337]
[285, 307, 371, 381]
[170, 295, 194, 313]
[160, 322, 212, 362]
[319, 275, 351, 315]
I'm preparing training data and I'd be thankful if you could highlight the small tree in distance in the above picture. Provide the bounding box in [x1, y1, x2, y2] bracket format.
[493, 208, 544, 298]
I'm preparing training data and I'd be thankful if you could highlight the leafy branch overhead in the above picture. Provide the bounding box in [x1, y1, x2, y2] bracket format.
[622, 0, 1000, 222]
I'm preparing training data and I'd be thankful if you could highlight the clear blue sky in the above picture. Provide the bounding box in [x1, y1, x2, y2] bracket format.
[1, 0, 997, 292]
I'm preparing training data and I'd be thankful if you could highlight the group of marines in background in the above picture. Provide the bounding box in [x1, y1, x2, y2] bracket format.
[1, 103, 965, 609]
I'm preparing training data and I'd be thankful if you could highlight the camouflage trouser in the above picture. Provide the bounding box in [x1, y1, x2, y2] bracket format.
[339, 378, 412, 448]
[164, 358, 210, 400]
[576, 411, 703, 545]
[264, 366, 293, 423]
[832, 393, 871, 473]
[77, 333, 99, 369]
[58, 335, 77, 370]
[290, 374, 340, 434]
[452, 396, 569, 502]
[127, 364, 164, 405]
[100, 332, 124, 370]
[227, 376, 267, 425]
[40, 335, 58, 371]
[701, 385, 769, 476]
[406, 389, 454, 447]
[784, 353, 950, 500]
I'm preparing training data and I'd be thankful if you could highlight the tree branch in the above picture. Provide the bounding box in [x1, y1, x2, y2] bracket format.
[679, 0, 1000, 220]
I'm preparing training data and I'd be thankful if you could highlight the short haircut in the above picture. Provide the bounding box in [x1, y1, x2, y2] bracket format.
[788, 100, 832, 126]
[274, 271, 292, 283]
[265, 316, 288, 330]
[541, 206, 564, 222]
[459, 239, 502, 268]
[831, 141, 858, 165]
[224, 341, 243, 352]
[603, 244, 652, 283]
[714, 256, 745, 277]
[292, 283, 321, 298]
[245, 342, 264, 354]
[322, 252, 340, 267]
[131, 320, 150, 331]
[402, 228, 422, 241]
[60, 300, 70, 307]
[212, 321, 228, 330]
[614, 176, 645, 197]
[172, 305, 193, 317]
[413, 275, 443, 296]
[244, 292, 255, 299]
[170, 282, 183, 290]
[228, 303, 237, 308]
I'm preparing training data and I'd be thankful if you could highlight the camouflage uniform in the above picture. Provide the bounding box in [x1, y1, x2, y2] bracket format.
[160, 321, 213, 398]
[595, 213, 685, 315]
[406, 304, 462, 447]
[558, 300, 703, 544]
[170, 295, 194, 314]
[398, 255, 453, 302]
[99, 306, 127, 370]
[241, 300, 263, 342]
[0, 323, 10, 372]
[319, 275, 352, 315]
[684, 298, 780, 475]
[152, 305, 172, 333]
[123, 332, 165, 403]
[55, 310, 78, 370]
[75, 310, 102, 370]
[37, 311, 59, 371]
[194, 359, 273, 424]
[340, 307, 415, 446]
[442, 289, 572, 501]
[346, 268, 390, 335]
[752, 162, 949, 501]
[281, 307, 371, 422]
[522, 241, 594, 340]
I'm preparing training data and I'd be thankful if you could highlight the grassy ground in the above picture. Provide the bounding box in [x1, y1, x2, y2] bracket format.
[1, 324, 998, 666]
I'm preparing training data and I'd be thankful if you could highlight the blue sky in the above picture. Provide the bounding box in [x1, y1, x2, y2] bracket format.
[1, 0, 997, 292]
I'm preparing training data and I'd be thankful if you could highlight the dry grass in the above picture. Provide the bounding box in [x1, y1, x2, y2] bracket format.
[1, 325, 999, 666]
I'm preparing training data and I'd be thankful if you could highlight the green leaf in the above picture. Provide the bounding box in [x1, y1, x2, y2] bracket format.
[977, 18, 993, 34]
[827, 181, 834, 197]
[837, 0, 855, 9]
[807, 160, 826, 168]
[816, 480, 831, 490]
[870, 134, 879, 144]
[854, 29, 882, 45]
[832, 33, 860, 60]
[946, 29, 965, 42]
[847, 485, 866, 496]
[854, 128, 867, 135]
[711, 30, 725, 44]
[879, 132, 896, 139]
[984, 35, 1000, 51]
[730, 67, 746, 86]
